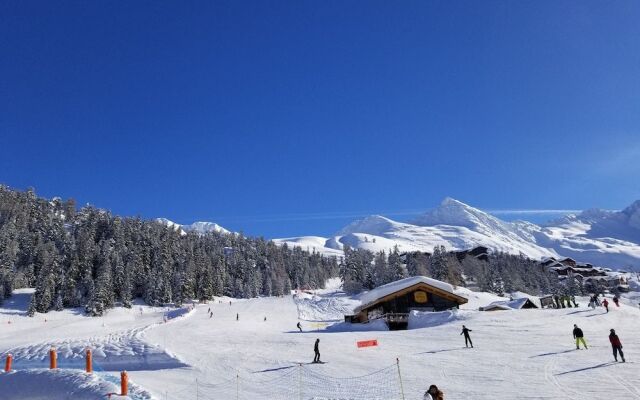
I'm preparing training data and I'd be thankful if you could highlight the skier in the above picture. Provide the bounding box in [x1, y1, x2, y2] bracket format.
[603, 298, 609, 313]
[460, 325, 473, 348]
[571, 296, 578, 307]
[313, 339, 321, 363]
[207, 307, 210, 313]
[423, 384, 444, 400]
[236, 313, 239, 321]
[573, 324, 588, 349]
[613, 296, 620, 307]
[609, 329, 625, 362]
[264, 316, 267, 322]
[209, 312, 213, 319]
[297, 322, 303, 333]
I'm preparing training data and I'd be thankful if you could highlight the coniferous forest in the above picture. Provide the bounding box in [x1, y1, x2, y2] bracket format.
[0, 186, 339, 315]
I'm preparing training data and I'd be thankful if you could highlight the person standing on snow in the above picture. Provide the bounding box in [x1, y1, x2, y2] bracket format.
[313, 339, 321, 363]
[609, 329, 626, 362]
[297, 322, 303, 332]
[613, 296, 620, 307]
[460, 325, 473, 348]
[236, 313, 239, 321]
[603, 298, 609, 313]
[573, 324, 588, 349]
[423, 384, 444, 400]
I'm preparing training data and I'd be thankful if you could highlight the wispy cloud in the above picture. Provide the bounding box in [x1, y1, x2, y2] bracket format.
[488, 209, 582, 215]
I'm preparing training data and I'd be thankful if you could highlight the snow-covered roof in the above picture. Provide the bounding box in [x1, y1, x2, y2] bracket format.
[481, 298, 536, 311]
[356, 276, 466, 312]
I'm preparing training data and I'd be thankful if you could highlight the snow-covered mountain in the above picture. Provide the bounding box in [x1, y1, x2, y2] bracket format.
[155, 218, 230, 235]
[275, 198, 640, 270]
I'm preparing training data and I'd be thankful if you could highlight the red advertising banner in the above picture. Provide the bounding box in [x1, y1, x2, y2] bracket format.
[356, 339, 378, 348]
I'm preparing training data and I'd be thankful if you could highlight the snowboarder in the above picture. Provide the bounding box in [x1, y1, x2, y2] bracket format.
[603, 298, 609, 313]
[423, 384, 444, 400]
[313, 339, 321, 363]
[613, 296, 620, 307]
[460, 325, 473, 348]
[573, 324, 588, 349]
[609, 329, 625, 362]
[297, 322, 303, 332]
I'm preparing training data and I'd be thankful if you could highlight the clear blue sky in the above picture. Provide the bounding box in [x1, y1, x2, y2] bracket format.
[1, 1, 639, 238]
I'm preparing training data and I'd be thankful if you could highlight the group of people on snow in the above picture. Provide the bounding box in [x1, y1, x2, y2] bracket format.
[572, 323, 626, 362]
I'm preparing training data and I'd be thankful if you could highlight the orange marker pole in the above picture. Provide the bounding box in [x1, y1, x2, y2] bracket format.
[85, 349, 92, 373]
[49, 348, 57, 369]
[121, 371, 128, 396]
[4, 354, 12, 372]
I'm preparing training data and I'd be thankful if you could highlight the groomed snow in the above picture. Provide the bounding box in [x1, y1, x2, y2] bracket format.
[2, 282, 640, 399]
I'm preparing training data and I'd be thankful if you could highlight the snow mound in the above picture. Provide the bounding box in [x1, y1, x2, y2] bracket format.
[1, 326, 188, 371]
[1, 307, 194, 372]
[407, 309, 464, 330]
[295, 294, 360, 322]
[0, 369, 151, 400]
[325, 319, 389, 332]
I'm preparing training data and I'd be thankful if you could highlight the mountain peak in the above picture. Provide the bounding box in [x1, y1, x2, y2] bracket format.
[440, 197, 469, 207]
[336, 215, 401, 236]
[413, 198, 497, 229]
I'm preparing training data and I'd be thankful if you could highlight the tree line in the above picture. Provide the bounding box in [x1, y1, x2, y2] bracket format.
[0, 186, 338, 315]
[341, 244, 570, 297]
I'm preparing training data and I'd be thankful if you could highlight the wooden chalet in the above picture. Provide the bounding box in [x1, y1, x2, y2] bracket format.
[345, 276, 468, 330]
[559, 257, 577, 267]
[455, 246, 489, 262]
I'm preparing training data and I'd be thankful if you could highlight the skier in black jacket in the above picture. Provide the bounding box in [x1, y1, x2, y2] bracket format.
[573, 324, 588, 349]
[461, 325, 473, 348]
[313, 339, 321, 363]
[297, 322, 303, 332]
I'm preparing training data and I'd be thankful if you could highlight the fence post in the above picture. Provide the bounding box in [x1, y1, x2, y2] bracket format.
[4, 354, 12, 372]
[85, 348, 92, 373]
[298, 363, 303, 400]
[121, 371, 128, 396]
[49, 348, 57, 369]
[396, 358, 406, 400]
[236, 370, 240, 400]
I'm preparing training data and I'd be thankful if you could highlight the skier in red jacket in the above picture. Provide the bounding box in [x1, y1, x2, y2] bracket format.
[602, 298, 609, 313]
[609, 329, 625, 362]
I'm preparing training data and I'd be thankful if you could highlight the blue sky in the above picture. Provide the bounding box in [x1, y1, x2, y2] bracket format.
[1, 1, 639, 238]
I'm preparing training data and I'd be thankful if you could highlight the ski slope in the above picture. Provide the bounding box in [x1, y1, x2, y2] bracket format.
[1, 287, 640, 399]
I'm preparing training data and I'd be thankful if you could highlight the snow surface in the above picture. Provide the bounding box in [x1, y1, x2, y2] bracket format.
[0, 369, 148, 400]
[3, 284, 640, 399]
[276, 198, 640, 269]
[155, 218, 231, 235]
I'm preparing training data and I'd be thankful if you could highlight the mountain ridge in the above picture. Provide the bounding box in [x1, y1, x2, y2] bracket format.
[275, 198, 640, 270]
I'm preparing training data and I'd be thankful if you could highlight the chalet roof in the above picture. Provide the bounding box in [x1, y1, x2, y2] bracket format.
[355, 276, 467, 313]
[481, 298, 537, 311]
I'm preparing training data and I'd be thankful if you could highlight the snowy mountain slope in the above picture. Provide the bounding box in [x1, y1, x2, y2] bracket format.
[155, 218, 230, 235]
[276, 198, 640, 269]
